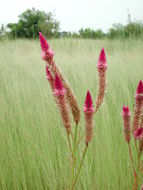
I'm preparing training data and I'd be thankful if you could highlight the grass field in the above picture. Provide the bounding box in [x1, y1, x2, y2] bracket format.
[0, 38, 143, 190]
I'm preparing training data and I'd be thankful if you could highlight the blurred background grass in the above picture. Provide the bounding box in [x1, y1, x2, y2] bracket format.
[0, 39, 143, 190]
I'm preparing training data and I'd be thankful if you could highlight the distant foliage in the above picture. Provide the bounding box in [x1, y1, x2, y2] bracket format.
[107, 22, 143, 39]
[7, 8, 60, 39]
[1, 8, 143, 39]
[79, 28, 105, 39]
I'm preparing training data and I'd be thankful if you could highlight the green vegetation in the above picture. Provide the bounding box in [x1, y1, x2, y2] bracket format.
[0, 39, 143, 190]
[1, 8, 143, 39]
[7, 8, 60, 38]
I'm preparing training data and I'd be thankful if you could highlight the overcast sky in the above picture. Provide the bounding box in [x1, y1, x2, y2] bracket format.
[0, 0, 143, 32]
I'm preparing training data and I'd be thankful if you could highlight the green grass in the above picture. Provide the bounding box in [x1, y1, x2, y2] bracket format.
[0, 38, 143, 190]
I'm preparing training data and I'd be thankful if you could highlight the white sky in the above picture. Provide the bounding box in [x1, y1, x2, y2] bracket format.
[0, 0, 143, 32]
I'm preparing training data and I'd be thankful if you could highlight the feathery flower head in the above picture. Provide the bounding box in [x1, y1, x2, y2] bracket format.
[83, 90, 95, 113]
[122, 106, 131, 117]
[134, 127, 143, 140]
[141, 184, 143, 190]
[39, 32, 54, 60]
[136, 80, 143, 95]
[39, 32, 49, 51]
[97, 48, 107, 69]
[54, 74, 66, 96]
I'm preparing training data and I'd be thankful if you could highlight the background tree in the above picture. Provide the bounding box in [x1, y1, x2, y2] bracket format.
[7, 8, 60, 38]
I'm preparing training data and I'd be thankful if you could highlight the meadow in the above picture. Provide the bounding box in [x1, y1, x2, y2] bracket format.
[0, 38, 143, 190]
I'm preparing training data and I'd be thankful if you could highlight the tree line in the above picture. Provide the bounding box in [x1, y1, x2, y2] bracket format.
[1, 8, 143, 39]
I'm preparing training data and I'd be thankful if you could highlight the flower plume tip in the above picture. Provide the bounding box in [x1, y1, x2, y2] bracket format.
[54, 74, 66, 96]
[136, 80, 143, 95]
[83, 90, 95, 113]
[122, 106, 130, 116]
[97, 48, 107, 69]
[39, 32, 49, 51]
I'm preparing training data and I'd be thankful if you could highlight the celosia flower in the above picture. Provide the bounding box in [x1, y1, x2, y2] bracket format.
[141, 185, 143, 190]
[84, 91, 95, 113]
[39, 32, 54, 60]
[39, 32, 80, 124]
[95, 48, 107, 111]
[136, 80, 143, 98]
[54, 74, 71, 133]
[134, 127, 143, 140]
[122, 106, 131, 143]
[83, 90, 95, 145]
[97, 48, 107, 69]
[54, 74, 66, 96]
[39, 32, 49, 51]
[132, 80, 143, 132]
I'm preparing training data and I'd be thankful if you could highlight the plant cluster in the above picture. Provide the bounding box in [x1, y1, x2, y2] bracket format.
[39, 32, 107, 189]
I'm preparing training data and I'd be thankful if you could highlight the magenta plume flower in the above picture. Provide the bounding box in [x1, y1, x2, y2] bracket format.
[141, 185, 143, 190]
[54, 74, 66, 96]
[136, 80, 143, 97]
[122, 106, 131, 117]
[84, 91, 95, 113]
[53, 74, 71, 133]
[39, 32, 54, 60]
[83, 90, 95, 145]
[95, 48, 107, 111]
[39, 32, 49, 51]
[134, 127, 143, 140]
[132, 80, 143, 132]
[122, 106, 131, 143]
[97, 48, 107, 69]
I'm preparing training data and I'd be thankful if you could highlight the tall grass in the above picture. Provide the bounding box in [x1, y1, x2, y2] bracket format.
[0, 39, 143, 190]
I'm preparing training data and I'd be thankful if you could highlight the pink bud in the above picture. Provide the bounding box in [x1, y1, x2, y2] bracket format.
[122, 106, 131, 117]
[134, 127, 143, 140]
[97, 48, 107, 69]
[39, 32, 49, 51]
[54, 74, 66, 96]
[83, 90, 95, 113]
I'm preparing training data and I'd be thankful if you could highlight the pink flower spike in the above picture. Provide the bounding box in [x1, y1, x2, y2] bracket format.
[141, 184, 143, 190]
[39, 32, 49, 51]
[97, 48, 107, 69]
[122, 106, 130, 117]
[134, 127, 143, 140]
[54, 74, 66, 96]
[136, 80, 143, 95]
[83, 90, 95, 113]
